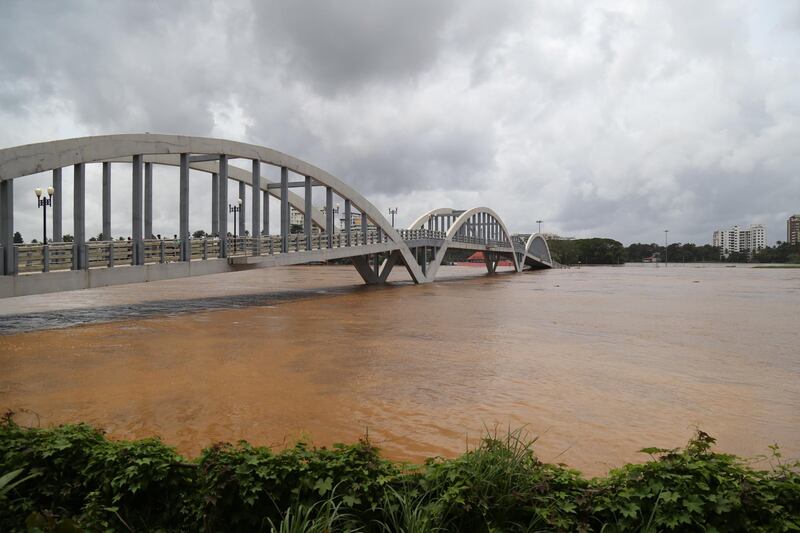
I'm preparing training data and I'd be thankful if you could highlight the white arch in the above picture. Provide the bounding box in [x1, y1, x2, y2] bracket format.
[0, 134, 425, 282]
[523, 233, 552, 266]
[413, 206, 521, 280]
[408, 207, 457, 230]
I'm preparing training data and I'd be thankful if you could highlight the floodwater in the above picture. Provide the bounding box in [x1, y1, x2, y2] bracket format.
[1, 263, 798, 476]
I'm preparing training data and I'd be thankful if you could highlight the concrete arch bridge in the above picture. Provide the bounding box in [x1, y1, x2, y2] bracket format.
[0, 134, 551, 298]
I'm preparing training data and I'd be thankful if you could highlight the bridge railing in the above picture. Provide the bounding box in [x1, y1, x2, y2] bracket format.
[398, 229, 446, 241]
[8, 228, 394, 274]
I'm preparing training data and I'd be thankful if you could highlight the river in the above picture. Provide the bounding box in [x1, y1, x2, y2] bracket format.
[1, 263, 798, 476]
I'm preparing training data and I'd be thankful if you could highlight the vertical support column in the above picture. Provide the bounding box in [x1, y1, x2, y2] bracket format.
[238, 181, 246, 238]
[218, 155, 228, 257]
[304, 176, 313, 250]
[179, 153, 190, 261]
[262, 191, 269, 235]
[252, 160, 261, 254]
[144, 162, 153, 239]
[73, 163, 86, 269]
[344, 199, 352, 246]
[131, 156, 143, 265]
[325, 186, 333, 248]
[361, 209, 368, 244]
[102, 162, 111, 240]
[52, 168, 62, 242]
[0, 179, 14, 275]
[211, 172, 219, 236]
[280, 167, 289, 253]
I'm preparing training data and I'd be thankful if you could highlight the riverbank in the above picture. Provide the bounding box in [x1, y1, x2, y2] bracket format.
[1, 420, 798, 532]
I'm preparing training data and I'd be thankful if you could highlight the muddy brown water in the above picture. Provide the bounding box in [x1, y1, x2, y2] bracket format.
[1, 263, 798, 476]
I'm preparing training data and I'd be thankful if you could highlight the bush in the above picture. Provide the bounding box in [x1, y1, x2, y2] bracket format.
[1, 415, 798, 532]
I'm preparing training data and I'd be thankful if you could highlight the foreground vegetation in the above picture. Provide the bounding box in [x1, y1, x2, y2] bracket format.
[1, 417, 798, 532]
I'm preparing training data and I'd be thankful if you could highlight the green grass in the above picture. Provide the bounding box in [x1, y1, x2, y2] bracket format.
[1, 416, 798, 532]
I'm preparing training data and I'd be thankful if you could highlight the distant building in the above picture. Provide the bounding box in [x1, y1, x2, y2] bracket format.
[712, 224, 766, 258]
[788, 215, 800, 245]
[540, 233, 574, 240]
[289, 207, 322, 234]
[339, 212, 377, 233]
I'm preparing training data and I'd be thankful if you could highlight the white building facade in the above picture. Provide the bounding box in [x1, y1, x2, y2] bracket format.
[712, 224, 766, 257]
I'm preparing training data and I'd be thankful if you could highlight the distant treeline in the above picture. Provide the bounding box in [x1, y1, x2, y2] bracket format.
[548, 239, 800, 265]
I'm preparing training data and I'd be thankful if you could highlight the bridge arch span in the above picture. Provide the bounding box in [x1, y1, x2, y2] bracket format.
[408, 206, 521, 281]
[524, 233, 552, 267]
[0, 134, 425, 284]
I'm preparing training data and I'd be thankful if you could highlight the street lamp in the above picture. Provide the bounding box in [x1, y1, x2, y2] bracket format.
[229, 197, 242, 253]
[536, 219, 543, 234]
[664, 229, 669, 267]
[34, 186, 54, 244]
[388, 207, 398, 228]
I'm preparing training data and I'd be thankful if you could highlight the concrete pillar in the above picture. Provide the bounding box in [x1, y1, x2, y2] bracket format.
[280, 167, 289, 253]
[345, 199, 352, 246]
[251, 160, 261, 253]
[131, 156, 143, 265]
[262, 190, 269, 235]
[211, 172, 219, 236]
[238, 181, 246, 237]
[304, 176, 312, 250]
[73, 163, 86, 269]
[52, 168, 62, 242]
[218, 155, 228, 257]
[361, 209, 368, 244]
[144, 162, 153, 239]
[179, 153, 190, 261]
[0, 179, 14, 274]
[101, 162, 111, 240]
[325, 186, 333, 248]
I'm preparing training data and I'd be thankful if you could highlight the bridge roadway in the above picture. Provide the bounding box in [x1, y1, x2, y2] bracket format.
[0, 134, 551, 298]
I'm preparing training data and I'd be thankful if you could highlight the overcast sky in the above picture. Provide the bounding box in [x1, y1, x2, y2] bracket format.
[2, 0, 798, 245]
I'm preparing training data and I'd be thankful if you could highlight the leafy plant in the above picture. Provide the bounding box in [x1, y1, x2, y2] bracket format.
[1, 415, 798, 532]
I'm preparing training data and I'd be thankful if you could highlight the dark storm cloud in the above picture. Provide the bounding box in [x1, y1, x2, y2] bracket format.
[1, 0, 798, 244]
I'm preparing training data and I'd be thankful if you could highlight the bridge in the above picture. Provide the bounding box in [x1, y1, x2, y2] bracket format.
[0, 134, 551, 298]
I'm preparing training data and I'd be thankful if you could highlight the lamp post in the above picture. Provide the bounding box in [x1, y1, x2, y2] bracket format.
[389, 207, 398, 228]
[664, 229, 669, 267]
[35, 186, 54, 244]
[536, 219, 543, 234]
[229, 198, 242, 254]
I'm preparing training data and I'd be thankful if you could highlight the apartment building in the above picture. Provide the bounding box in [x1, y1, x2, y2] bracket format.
[788, 215, 800, 246]
[712, 224, 766, 257]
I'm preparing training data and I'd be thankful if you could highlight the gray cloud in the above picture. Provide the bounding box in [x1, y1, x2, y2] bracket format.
[1, 0, 798, 245]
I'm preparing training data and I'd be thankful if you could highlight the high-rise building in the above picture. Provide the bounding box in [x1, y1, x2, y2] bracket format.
[788, 215, 800, 246]
[712, 224, 766, 258]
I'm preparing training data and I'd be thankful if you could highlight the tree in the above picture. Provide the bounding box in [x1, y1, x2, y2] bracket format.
[62, 234, 74, 242]
[13, 231, 23, 244]
[192, 229, 207, 239]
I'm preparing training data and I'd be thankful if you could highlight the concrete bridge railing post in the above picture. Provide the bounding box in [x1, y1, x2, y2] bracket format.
[252, 159, 261, 256]
[73, 163, 86, 270]
[52, 168, 62, 242]
[211, 172, 219, 237]
[179, 153, 190, 261]
[0, 178, 14, 275]
[218, 155, 228, 258]
[325, 186, 334, 249]
[304, 176, 313, 251]
[280, 166, 289, 253]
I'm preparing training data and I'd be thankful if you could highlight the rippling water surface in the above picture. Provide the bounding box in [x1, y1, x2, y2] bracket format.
[1, 264, 798, 475]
